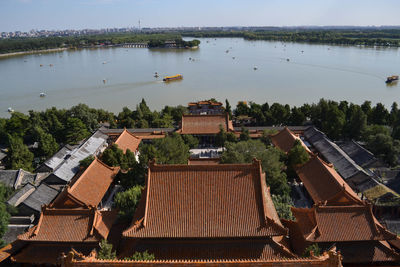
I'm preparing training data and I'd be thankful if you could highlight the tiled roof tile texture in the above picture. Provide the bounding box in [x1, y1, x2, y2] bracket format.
[18, 208, 114, 242]
[67, 159, 119, 207]
[294, 205, 395, 242]
[296, 156, 361, 205]
[124, 162, 285, 238]
[115, 129, 141, 153]
[270, 127, 310, 154]
[180, 114, 233, 135]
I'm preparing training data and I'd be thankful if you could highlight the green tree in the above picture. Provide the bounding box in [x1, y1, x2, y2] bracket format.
[79, 155, 95, 169]
[271, 194, 294, 220]
[97, 239, 116, 260]
[225, 99, 232, 119]
[114, 185, 142, 220]
[239, 127, 250, 141]
[287, 140, 310, 167]
[67, 104, 99, 132]
[64, 117, 90, 144]
[140, 133, 189, 164]
[125, 250, 155, 261]
[32, 127, 59, 158]
[5, 112, 30, 138]
[0, 183, 12, 247]
[347, 106, 367, 140]
[7, 135, 34, 171]
[101, 144, 125, 168]
[260, 129, 278, 146]
[215, 126, 227, 147]
[370, 103, 389, 125]
[182, 135, 199, 149]
[221, 140, 290, 196]
[303, 244, 321, 257]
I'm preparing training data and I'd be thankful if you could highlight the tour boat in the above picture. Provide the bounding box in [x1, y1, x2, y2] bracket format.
[386, 75, 399, 84]
[7, 107, 14, 113]
[40, 93, 46, 97]
[163, 74, 183, 82]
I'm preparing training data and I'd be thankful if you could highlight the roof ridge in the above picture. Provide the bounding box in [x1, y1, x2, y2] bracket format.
[69, 158, 118, 191]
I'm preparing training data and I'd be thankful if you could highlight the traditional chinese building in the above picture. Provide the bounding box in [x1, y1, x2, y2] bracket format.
[107, 160, 342, 266]
[113, 128, 142, 154]
[188, 100, 224, 115]
[12, 206, 116, 265]
[51, 158, 120, 208]
[284, 204, 400, 266]
[269, 127, 311, 154]
[177, 113, 234, 145]
[295, 155, 363, 206]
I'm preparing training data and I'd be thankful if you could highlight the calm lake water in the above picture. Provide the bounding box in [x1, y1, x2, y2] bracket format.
[0, 38, 399, 118]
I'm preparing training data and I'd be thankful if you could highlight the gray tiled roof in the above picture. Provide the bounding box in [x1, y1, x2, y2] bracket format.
[46, 130, 108, 183]
[336, 140, 377, 168]
[0, 169, 37, 189]
[21, 183, 60, 213]
[304, 127, 368, 180]
[7, 183, 36, 206]
[0, 170, 18, 187]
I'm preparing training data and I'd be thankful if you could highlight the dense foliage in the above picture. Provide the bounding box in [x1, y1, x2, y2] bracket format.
[0, 33, 199, 54]
[0, 183, 14, 247]
[97, 239, 116, 260]
[125, 250, 155, 261]
[232, 99, 400, 166]
[182, 29, 400, 47]
[221, 140, 290, 196]
[114, 185, 143, 221]
[139, 133, 190, 165]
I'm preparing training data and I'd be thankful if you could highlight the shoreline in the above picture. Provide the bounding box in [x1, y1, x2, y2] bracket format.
[0, 48, 68, 58]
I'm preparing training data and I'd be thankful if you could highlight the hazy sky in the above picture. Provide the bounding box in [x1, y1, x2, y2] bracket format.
[1, 0, 400, 32]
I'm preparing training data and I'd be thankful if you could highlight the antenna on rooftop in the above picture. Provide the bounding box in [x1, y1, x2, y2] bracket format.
[138, 19, 141, 31]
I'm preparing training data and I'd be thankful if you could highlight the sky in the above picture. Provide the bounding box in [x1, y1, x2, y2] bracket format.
[1, 0, 400, 32]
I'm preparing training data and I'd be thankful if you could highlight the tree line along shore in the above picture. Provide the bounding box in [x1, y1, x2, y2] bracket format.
[1, 98, 399, 172]
[1, 29, 400, 55]
[0, 33, 200, 55]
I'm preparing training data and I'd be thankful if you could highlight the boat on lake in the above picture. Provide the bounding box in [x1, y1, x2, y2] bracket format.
[163, 74, 183, 82]
[40, 92, 46, 97]
[7, 107, 14, 113]
[386, 75, 399, 84]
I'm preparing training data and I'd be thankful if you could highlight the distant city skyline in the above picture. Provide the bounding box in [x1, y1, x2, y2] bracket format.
[1, 0, 400, 32]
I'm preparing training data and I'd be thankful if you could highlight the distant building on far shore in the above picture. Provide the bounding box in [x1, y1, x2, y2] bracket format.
[188, 100, 224, 115]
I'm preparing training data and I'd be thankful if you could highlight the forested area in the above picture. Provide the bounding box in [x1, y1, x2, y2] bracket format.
[0, 33, 199, 54]
[2, 28, 400, 54]
[182, 29, 400, 47]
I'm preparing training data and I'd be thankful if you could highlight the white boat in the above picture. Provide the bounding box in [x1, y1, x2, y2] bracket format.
[8, 107, 14, 113]
[254, 66, 258, 70]
[40, 93, 46, 97]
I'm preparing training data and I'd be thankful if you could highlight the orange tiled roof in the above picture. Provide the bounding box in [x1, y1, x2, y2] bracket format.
[178, 113, 234, 135]
[18, 206, 116, 243]
[52, 158, 119, 208]
[292, 205, 397, 242]
[296, 156, 362, 205]
[270, 127, 311, 153]
[115, 129, 141, 153]
[123, 160, 287, 238]
[187, 158, 220, 165]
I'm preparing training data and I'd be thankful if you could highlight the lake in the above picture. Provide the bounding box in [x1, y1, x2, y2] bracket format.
[0, 37, 399, 118]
